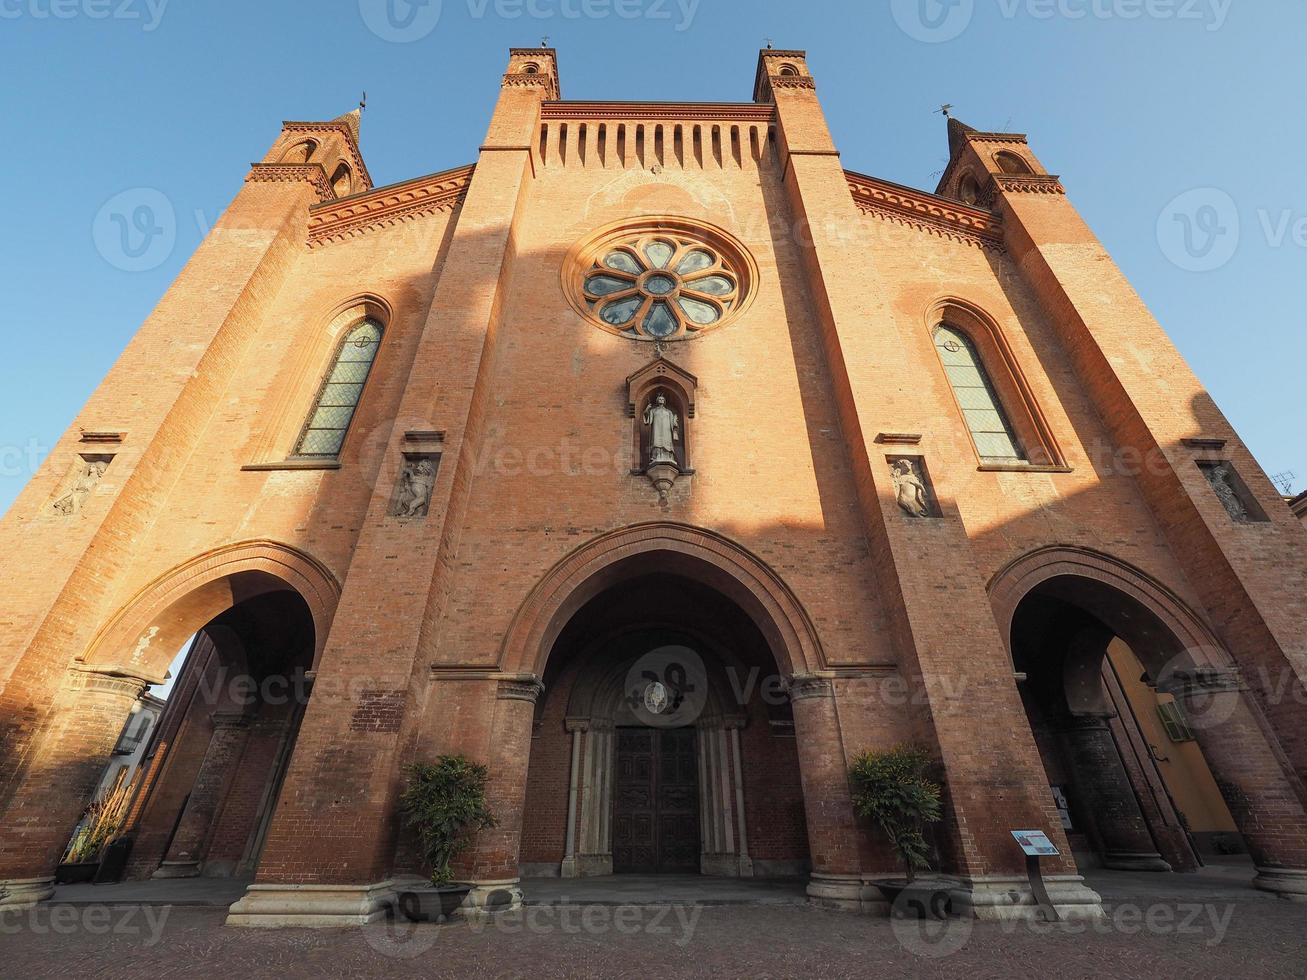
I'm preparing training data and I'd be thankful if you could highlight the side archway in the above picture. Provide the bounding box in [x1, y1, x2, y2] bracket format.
[80, 540, 341, 681]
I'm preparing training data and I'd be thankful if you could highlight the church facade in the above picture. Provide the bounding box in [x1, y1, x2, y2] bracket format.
[2, 48, 1306, 925]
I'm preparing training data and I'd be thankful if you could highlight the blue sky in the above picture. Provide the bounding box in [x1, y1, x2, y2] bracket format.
[2, 0, 1303, 513]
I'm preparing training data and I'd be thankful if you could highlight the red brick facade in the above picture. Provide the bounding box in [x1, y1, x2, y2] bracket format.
[1, 48, 1305, 920]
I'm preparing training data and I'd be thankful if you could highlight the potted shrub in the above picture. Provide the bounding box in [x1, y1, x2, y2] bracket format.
[849, 744, 947, 915]
[396, 755, 496, 922]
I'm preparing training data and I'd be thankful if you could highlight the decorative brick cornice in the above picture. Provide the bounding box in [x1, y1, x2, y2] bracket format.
[993, 174, 1066, 195]
[769, 75, 816, 91]
[281, 120, 373, 192]
[966, 131, 1029, 145]
[540, 101, 774, 123]
[246, 163, 335, 203]
[503, 72, 560, 100]
[307, 164, 474, 246]
[846, 170, 1005, 249]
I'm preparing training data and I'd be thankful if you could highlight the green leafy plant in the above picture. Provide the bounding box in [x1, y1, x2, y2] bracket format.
[849, 744, 943, 882]
[63, 776, 135, 865]
[400, 755, 496, 886]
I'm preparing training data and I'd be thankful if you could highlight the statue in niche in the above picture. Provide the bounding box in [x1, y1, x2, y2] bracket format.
[393, 457, 437, 518]
[891, 458, 932, 518]
[1205, 463, 1249, 522]
[50, 458, 110, 516]
[642, 392, 680, 467]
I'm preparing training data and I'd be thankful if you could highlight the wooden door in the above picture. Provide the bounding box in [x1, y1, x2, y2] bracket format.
[612, 727, 699, 873]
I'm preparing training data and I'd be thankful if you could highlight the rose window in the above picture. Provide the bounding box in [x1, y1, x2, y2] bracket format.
[567, 222, 755, 341]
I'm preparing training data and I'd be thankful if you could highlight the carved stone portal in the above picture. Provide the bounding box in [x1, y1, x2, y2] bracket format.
[49, 454, 112, 516]
[390, 454, 439, 519]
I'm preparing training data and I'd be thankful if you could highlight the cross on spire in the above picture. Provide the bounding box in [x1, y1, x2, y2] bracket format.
[359, 91, 367, 113]
[938, 103, 953, 118]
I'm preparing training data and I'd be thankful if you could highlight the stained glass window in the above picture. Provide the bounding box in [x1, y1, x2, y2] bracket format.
[295, 319, 382, 458]
[581, 234, 740, 340]
[934, 324, 1025, 464]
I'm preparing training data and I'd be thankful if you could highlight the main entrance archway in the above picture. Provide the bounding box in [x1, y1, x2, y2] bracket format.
[519, 571, 810, 879]
[481, 523, 870, 904]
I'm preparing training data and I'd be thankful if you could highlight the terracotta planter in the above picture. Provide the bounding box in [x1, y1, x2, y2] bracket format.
[397, 884, 472, 922]
[55, 862, 99, 885]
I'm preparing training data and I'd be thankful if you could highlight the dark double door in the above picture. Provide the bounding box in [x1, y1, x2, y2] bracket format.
[612, 727, 700, 873]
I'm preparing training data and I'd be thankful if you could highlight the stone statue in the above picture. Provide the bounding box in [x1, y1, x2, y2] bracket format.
[50, 458, 109, 516]
[1206, 463, 1249, 522]
[394, 457, 437, 518]
[642, 392, 680, 466]
[891, 458, 932, 518]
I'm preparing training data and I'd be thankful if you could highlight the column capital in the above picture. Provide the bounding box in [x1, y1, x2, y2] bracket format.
[1158, 666, 1245, 700]
[784, 673, 834, 702]
[497, 674, 544, 704]
[66, 664, 152, 701]
[210, 709, 252, 729]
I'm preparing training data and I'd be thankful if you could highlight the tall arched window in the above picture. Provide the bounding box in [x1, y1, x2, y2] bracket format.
[934, 324, 1026, 463]
[295, 318, 382, 458]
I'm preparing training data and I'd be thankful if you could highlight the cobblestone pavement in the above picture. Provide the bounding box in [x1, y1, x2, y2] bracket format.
[4, 887, 1306, 979]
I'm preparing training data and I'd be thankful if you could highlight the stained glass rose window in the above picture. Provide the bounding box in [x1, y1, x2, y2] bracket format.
[566, 221, 755, 341]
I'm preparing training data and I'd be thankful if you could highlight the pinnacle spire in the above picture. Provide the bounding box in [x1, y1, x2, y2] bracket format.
[947, 115, 978, 158]
[333, 107, 362, 143]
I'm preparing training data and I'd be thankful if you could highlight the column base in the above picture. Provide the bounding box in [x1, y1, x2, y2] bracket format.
[806, 873, 890, 915]
[572, 854, 613, 877]
[1253, 867, 1307, 902]
[462, 879, 522, 914]
[0, 877, 55, 910]
[1103, 851, 1172, 872]
[225, 880, 397, 928]
[948, 874, 1105, 921]
[152, 860, 201, 879]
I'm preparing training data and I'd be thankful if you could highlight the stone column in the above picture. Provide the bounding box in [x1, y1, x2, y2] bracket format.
[0, 667, 148, 908]
[559, 719, 585, 878]
[153, 709, 252, 878]
[785, 675, 878, 913]
[728, 720, 754, 877]
[463, 675, 543, 912]
[697, 720, 739, 876]
[1055, 714, 1170, 871]
[1163, 668, 1307, 901]
[574, 720, 614, 876]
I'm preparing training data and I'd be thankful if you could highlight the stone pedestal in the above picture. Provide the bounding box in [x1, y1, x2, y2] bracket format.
[226, 880, 397, 928]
